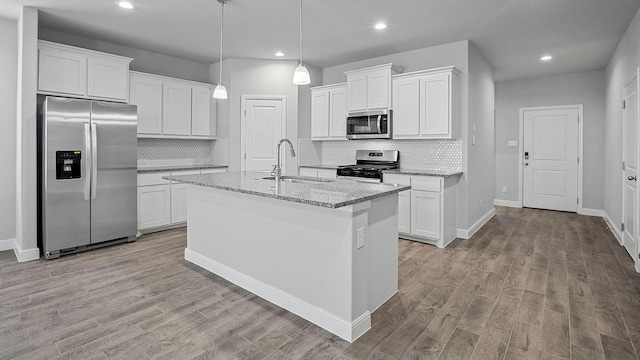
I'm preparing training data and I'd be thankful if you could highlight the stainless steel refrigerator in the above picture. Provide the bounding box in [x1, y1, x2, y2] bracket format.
[38, 96, 138, 259]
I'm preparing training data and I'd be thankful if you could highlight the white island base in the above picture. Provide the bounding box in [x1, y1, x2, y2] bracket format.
[184, 184, 399, 342]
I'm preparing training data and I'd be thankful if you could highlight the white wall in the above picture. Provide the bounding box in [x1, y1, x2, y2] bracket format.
[210, 59, 302, 174]
[605, 8, 640, 231]
[495, 71, 606, 210]
[467, 43, 495, 227]
[0, 16, 17, 243]
[39, 28, 211, 83]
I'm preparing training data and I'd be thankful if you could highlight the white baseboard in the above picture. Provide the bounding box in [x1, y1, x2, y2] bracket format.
[603, 211, 623, 246]
[13, 240, 40, 262]
[0, 238, 15, 252]
[579, 208, 605, 217]
[184, 248, 371, 342]
[493, 199, 521, 208]
[457, 207, 496, 240]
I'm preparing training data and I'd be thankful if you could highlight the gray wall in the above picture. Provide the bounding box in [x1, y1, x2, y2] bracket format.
[494, 70, 606, 210]
[0, 16, 17, 242]
[467, 43, 495, 226]
[39, 28, 211, 83]
[210, 58, 301, 174]
[605, 7, 640, 230]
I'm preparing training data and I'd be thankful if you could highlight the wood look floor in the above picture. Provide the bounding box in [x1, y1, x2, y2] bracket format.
[2, 207, 640, 360]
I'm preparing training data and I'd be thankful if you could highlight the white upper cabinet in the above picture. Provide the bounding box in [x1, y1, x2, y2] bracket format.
[311, 83, 347, 140]
[191, 85, 216, 138]
[131, 71, 216, 139]
[37, 40, 132, 102]
[163, 81, 192, 136]
[130, 73, 163, 135]
[344, 64, 400, 112]
[392, 66, 459, 139]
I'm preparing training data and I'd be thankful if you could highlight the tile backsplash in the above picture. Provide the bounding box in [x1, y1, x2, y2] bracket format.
[137, 138, 228, 167]
[298, 139, 462, 171]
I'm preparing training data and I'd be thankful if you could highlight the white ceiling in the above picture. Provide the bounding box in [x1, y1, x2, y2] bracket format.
[1, 0, 638, 81]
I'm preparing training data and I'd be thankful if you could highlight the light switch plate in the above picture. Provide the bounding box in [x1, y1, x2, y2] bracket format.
[356, 227, 365, 249]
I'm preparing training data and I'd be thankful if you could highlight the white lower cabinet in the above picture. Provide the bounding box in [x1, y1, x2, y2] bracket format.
[138, 168, 227, 232]
[138, 184, 171, 229]
[383, 173, 458, 248]
[298, 167, 337, 179]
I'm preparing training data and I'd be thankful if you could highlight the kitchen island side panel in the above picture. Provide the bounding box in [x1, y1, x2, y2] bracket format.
[184, 184, 398, 342]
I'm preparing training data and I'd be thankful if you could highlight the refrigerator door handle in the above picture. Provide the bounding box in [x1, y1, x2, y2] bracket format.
[91, 123, 98, 199]
[84, 123, 91, 200]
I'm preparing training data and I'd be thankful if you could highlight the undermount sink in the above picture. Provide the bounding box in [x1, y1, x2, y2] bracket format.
[261, 175, 334, 184]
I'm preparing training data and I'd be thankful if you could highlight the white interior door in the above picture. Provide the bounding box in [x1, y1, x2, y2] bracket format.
[623, 73, 638, 262]
[243, 98, 285, 172]
[523, 107, 579, 212]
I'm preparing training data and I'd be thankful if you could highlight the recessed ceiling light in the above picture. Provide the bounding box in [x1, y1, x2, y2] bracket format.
[540, 55, 552, 61]
[274, 51, 284, 57]
[374, 23, 387, 30]
[117, 1, 135, 10]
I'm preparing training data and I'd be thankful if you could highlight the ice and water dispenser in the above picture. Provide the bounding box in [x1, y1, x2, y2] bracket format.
[55, 151, 82, 179]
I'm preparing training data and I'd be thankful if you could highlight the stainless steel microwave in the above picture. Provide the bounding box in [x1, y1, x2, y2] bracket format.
[346, 110, 392, 140]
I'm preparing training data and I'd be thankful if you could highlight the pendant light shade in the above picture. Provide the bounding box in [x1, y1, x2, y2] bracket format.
[293, 64, 310, 85]
[214, 0, 229, 99]
[213, 84, 227, 99]
[293, 0, 310, 85]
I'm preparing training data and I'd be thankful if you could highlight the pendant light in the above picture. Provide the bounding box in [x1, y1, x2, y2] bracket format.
[293, 0, 310, 85]
[213, 0, 229, 99]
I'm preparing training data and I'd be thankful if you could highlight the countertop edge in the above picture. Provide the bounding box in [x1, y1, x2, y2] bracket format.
[299, 164, 341, 170]
[164, 175, 411, 209]
[138, 165, 228, 173]
[383, 170, 463, 177]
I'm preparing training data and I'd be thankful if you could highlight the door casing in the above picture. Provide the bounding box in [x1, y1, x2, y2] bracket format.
[240, 95, 287, 172]
[517, 104, 584, 212]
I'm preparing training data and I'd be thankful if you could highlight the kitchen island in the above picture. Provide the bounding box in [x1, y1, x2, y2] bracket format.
[165, 171, 410, 342]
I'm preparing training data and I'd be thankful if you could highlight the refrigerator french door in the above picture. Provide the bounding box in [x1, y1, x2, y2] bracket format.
[39, 96, 138, 259]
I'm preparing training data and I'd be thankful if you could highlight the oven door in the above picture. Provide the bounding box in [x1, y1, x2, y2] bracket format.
[337, 176, 382, 183]
[346, 110, 391, 139]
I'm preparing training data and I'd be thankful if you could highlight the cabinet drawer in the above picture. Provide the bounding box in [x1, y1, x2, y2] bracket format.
[138, 172, 171, 186]
[200, 168, 226, 174]
[383, 174, 411, 186]
[411, 176, 441, 192]
[317, 168, 337, 179]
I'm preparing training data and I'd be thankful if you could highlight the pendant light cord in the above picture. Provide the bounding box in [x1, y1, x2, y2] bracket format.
[299, 0, 303, 66]
[219, 0, 225, 83]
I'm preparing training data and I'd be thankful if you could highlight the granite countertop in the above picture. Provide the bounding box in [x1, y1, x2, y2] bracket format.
[299, 164, 341, 170]
[383, 169, 463, 177]
[164, 171, 410, 209]
[137, 164, 228, 173]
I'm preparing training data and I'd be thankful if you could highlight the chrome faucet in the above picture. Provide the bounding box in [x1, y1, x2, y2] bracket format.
[272, 138, 296, 182]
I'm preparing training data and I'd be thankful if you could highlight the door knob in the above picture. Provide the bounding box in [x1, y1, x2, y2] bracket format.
[524, 162, 529, 166]
[629, 176, 637, 181]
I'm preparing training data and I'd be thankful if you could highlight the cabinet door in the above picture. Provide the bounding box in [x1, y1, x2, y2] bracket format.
[130, 74, 163, 135]
[38, 47, 87, 96]
[191, 86, 215, 137]
[317, 168, 337, 179]
[163, 81, 192, 135]
[171, 183, 189, 224]
[392, 77, 420, 137]
[329, 88, 347, 138]
[347, 73, 367, 112]
[367, 69, 390, 110]
[411, 190, 441, 239]
[87, 56, 129, 101]
[398, 190, 411, 234]
[420, 73, 450, 137]
[137, 184, 171, 230]
[299, 168, 318, 177]
[311, 90, 330, 139]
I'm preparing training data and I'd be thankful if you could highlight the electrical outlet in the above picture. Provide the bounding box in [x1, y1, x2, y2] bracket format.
[502, 186, 508, 193]
[356, 227, 365, 249]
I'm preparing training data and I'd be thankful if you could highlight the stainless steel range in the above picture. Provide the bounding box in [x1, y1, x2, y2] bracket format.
[337, 150, 399, 183]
